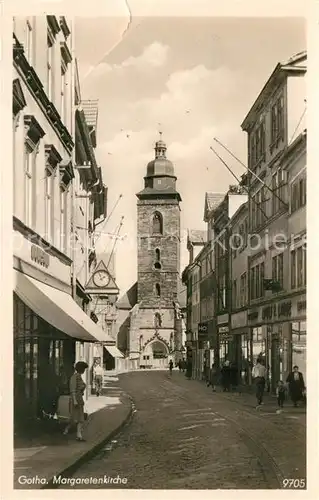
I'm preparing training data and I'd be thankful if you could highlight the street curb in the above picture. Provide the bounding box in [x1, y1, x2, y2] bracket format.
[42, 394, 134, 489]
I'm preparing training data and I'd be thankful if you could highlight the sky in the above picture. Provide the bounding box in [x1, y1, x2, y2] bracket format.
[75, 16, 305, 297]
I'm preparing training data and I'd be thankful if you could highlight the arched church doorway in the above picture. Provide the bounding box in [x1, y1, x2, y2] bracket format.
[144, 340, 169, 369]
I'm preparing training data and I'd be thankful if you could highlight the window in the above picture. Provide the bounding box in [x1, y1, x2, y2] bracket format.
[250, 119, 265, 168]
[291, 176, 306, 213]
[250, 263, 264, 300]
[24, 143, 36, 227]
[232, 279, 237, 309]
[240, 272, 247, 307]
[60, 187, 67, 252]
[60, 62, 68, 123]
[297, 247, 303, 287]
[154, 313, 162, 328]
[45, 170, 54, 242]
[271, 95, 285, 147]
[272, 169, 286, 215]
[155, 248, 160, 261]
[152, 212, 163, 234]
[25, 20, 33, 64]
[155, 283, 161, 297]
[272, 253, 284, 291]
[47, 26, 55, 101]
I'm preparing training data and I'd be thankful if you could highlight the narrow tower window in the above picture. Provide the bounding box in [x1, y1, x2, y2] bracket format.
[154, 248, 162, 270]
[155, 283, 161, 297]
[152, 212, 163, 234]
[154, 313, 162, 328]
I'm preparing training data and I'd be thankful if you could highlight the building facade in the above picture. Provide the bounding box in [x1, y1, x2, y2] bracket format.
[12, 16, 114, 425]
[241, 51, 307, 391]
[116, 137, 184, 368]
[181, 52, 307, 390]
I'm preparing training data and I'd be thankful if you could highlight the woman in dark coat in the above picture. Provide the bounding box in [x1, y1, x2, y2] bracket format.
[63, 361, 88, 441]
[286, 365, 305, 407]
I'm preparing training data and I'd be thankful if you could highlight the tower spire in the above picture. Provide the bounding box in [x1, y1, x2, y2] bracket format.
[155, 129, 167, 159]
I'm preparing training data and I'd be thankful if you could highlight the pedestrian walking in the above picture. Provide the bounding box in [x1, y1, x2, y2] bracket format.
[210, 363, 218, 392]
[252, 357, 267, 408]
[93, 359, 103, 397]
[221, 360, 231, 392]
[286, 365, 306, 407]
[169, 359, 173, 375]
[178, 359, 182, 372]
[276, 380, 286, 413]
[182, 358, 186, 373]
[63, 361, 88, 441]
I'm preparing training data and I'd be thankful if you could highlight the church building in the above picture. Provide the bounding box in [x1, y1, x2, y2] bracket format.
[116, 136, 185, 368]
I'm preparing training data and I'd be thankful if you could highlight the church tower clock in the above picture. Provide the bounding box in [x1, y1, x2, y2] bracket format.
[131, 134, 182, 368]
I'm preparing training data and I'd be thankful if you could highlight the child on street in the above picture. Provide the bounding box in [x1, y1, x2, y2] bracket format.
[276, 380, 286, 413]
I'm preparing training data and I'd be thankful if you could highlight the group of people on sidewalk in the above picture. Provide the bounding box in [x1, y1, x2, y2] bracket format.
[252, 358, 306, 411]
[202, 357, 306, 411]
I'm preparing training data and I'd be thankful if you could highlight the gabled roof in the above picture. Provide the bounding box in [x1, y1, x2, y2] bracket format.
[187, 229, 207, 245]
[241, 51, 307, 131]
[203, 192, 225, 222]
[116, 282, 138, 310]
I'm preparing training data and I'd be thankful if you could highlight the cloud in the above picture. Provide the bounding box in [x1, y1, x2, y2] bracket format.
[84, 42, 169, 80]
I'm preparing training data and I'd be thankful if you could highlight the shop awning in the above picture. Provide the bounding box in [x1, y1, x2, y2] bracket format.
[13, 270, 113, 343]
[103, 345, 124, 358]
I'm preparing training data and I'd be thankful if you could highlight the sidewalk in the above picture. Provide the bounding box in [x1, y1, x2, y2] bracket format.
[13, 388, 133, 490]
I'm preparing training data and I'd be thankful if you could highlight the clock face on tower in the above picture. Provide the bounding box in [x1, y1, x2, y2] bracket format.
[93, 270, 110, 288]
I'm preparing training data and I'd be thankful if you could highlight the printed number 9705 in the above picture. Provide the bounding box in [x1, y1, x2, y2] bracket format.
[282, 479, 306, 488]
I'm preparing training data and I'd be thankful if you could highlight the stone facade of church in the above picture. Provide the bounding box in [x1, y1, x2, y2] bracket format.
[116, 136, 184, 368]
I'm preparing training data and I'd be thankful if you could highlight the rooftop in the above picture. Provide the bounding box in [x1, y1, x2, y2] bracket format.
[187, 229, 207, 245]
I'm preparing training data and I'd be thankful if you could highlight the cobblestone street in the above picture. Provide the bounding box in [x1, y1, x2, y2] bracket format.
[62, 371, 306, 490]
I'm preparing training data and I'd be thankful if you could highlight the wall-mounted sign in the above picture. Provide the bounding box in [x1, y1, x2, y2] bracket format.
[218, 326, 229, 333]
[31, 244, 50, 268]
[198, 323, 208, 333]
[219, 333, 233, 342]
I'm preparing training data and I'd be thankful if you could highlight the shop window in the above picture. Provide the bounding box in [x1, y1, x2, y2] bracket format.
[152, 212, 163, 234]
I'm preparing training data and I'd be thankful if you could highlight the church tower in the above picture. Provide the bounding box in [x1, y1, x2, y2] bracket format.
[131, 135, 182, 367]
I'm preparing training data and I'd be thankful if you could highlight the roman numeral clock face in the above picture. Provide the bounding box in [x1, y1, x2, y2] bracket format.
[93, 270, 110, 287]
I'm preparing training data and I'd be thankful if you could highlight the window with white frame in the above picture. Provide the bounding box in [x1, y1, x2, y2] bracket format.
[60, 187, 67, 252]
[47, 26, 55, 101]
[25, 20, 33, 64]
[60, 62, 67, 123]
[291, 175, 306, 213]
[24, 143, 35, 227]
[44, 169, 54, 242]
[291, 245, 306, 289]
